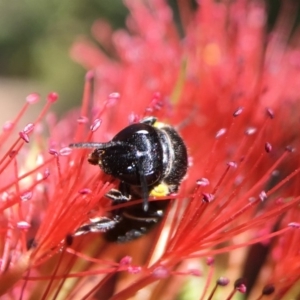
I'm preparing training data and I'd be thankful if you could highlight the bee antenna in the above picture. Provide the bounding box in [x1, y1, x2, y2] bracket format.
[69, 141, 122, 149]
[137, 158, 149, 211]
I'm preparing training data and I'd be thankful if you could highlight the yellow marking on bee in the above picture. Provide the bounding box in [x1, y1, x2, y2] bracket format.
[150, 183, 169, 197]
[153, 121, 166, 129]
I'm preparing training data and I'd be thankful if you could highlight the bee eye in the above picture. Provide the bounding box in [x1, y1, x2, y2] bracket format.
[70, 116, 188, 242]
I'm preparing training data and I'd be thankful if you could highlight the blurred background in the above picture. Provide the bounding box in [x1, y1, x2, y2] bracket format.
[0, 0, 127, 117]
[0, 0, 296, 121]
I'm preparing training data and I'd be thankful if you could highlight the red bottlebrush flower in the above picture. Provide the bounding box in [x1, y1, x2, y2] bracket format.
[2, 0, 300, 299]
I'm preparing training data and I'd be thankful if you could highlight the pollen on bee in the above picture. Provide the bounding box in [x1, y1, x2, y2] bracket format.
[150, 183, 169, 197]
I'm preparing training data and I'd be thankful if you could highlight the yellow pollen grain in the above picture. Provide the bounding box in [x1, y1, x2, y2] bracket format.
[203, 43, 221, 66]
[150, 183, 169, 197]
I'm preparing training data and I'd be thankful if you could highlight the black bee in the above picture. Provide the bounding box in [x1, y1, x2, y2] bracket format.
[70, 116, 188, 243]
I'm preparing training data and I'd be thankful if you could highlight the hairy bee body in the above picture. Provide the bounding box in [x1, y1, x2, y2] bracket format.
[71, 116, 187, 243]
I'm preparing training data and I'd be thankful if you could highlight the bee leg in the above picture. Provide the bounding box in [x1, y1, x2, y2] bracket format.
[74, 184, 132, 237]
[106, 182, 132, 205]
[74, 216, 119, 236]
[108, 163, 149, 212]
[136, 158, 149, 211]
